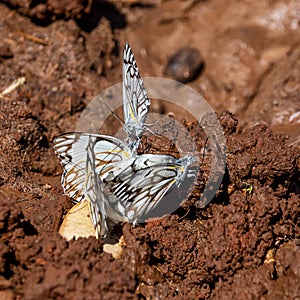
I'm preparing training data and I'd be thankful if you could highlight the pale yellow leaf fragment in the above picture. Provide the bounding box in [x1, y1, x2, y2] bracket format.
[103, 236, 125, 259]
[59, 201, 96, 241]
[59, 201, 124, 259]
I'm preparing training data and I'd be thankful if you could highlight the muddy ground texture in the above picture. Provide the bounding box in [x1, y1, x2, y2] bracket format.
[0, 1, 300, 299]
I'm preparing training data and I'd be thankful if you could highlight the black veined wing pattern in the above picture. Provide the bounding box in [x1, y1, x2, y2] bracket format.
[83, 135, 110, 238]
[77, 135, 127, 238]
[123, 43, 151, 150]
[104, 154, 195, 224]
[53, 132, 132, 203]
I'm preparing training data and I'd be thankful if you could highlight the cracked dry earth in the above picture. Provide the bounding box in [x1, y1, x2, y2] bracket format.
[0, 0, 299, 299]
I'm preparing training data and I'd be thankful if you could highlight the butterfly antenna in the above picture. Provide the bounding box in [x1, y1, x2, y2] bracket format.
[98, 96, 125, 127]
[97, 100, 140, 152]
[144, 125, 159, 138]
[144, 119, 160, 127]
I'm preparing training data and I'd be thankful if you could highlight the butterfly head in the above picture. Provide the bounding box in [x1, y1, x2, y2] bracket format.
[177, 155, 197, 182]
[178, 155, 195, 168]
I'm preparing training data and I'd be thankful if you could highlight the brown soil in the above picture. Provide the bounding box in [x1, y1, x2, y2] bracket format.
[0, 1, 299, 299]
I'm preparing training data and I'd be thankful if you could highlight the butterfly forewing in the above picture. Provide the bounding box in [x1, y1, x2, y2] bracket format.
[123, 43, 151, 143]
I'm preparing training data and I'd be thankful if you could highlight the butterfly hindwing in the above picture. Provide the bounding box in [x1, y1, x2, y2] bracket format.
[84, 136, 109, 238]
[54, 132, 132, 203]
[104, 154, 194, 223]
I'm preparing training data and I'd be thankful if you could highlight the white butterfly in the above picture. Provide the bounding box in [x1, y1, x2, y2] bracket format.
[122, 42, 151, 151]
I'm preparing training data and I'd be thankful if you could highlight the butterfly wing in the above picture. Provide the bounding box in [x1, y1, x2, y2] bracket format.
[123, 43, 151, 143]
[83, 136, 109, 238]
[53, 132, 132, 203]
[105, 154, 194, 224]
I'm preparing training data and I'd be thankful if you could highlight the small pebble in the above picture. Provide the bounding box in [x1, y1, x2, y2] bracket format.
[165, 46, 204, 83]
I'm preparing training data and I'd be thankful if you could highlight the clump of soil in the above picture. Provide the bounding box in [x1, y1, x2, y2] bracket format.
[0, 93, 298, 298]
[121, 114, 299, 298]
[2, 0, 91, 24]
